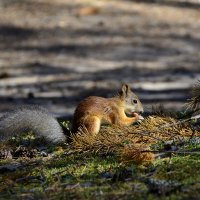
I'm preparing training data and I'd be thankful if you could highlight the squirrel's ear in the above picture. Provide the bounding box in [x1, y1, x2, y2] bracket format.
[119, 84, 131, 98]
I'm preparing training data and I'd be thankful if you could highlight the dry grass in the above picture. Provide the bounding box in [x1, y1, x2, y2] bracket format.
[187, 80, 200, 111]
[71, 116, 199, 164]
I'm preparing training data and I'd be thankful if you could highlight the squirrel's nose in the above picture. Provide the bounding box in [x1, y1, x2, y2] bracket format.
[139, 107, 144, 113]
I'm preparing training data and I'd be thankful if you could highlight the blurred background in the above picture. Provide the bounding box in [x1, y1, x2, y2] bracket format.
[0, 0, 200, 118]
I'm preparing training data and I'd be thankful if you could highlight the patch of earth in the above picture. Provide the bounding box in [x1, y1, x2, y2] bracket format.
[0, 0, 199, 118]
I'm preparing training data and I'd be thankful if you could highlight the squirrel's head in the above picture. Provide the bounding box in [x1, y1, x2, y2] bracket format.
[119, 84, 144, 115]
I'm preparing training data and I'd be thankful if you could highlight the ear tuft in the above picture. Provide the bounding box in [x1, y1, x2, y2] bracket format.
[120, 84, 130, 98]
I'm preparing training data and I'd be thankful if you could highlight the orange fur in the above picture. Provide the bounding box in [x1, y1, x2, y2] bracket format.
[72, 84, 143, 135]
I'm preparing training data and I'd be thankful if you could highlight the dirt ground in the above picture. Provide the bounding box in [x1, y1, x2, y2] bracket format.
[0, 0, 200, 118]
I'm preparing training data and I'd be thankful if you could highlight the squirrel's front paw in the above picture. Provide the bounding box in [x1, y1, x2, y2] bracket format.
[132, 112, 144, 121]
[132, 112, 139, 119]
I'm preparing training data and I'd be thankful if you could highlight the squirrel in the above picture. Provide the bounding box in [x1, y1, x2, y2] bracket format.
[0, 84, 144, 144]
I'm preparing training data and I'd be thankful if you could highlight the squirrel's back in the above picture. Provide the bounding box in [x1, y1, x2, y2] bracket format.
[72, 96, 112, 132]
[0, 106, 66, 143]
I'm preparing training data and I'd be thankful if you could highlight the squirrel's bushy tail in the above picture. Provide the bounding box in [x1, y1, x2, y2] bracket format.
[0, 106, 66, 144]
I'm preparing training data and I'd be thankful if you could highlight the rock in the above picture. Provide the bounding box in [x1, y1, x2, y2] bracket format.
[0, 162, 23, 172]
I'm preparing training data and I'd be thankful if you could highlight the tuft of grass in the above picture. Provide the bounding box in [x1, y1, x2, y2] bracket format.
[71, 116, 199, 164]
[187, 80, 200, 111]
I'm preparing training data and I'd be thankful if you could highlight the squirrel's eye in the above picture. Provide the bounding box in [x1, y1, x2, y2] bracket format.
[133, 99, 138, 104]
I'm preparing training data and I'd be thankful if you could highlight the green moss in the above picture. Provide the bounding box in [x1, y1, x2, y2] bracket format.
[154, 155, 200, 183]
[1, 113, 200, 199]
[1, 151, 200, 199]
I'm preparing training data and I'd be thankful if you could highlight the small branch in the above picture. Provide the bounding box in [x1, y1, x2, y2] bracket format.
[141, 149, 200, 155]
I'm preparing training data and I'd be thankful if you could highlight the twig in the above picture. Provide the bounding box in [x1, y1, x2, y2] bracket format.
[141, 149, 200, 155]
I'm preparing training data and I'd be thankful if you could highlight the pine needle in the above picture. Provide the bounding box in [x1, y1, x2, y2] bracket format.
[71, 115, 199, 164]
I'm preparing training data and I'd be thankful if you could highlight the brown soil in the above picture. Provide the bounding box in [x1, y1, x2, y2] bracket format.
[0, 0, 200, 118]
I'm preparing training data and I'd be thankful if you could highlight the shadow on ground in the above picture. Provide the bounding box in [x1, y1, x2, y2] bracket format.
[0, 0, 199, 117]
